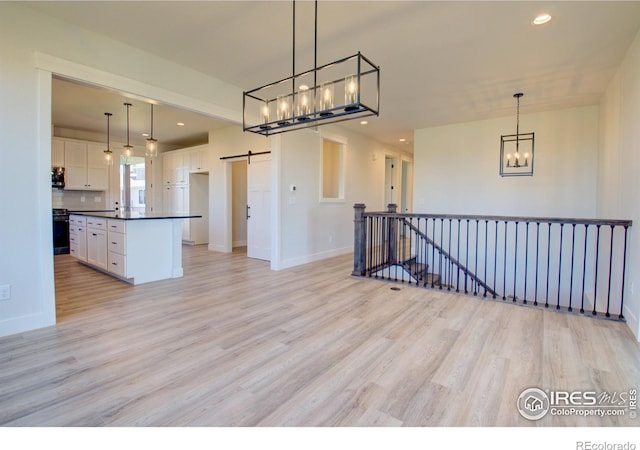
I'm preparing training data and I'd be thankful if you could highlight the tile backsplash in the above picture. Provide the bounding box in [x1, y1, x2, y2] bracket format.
[52, 189, 107, 210]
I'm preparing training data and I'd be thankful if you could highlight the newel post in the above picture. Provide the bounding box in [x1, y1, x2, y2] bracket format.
[387, 203, 398, 264]
[352, 203, 367, 276]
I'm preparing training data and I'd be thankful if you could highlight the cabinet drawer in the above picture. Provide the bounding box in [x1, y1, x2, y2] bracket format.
[108, 251, 126, 277]
[107, 220, 126, 234]
[69, 225, 78, 235]
[86, 218, 107, 230]
[69, 243, 78, 257]
[108, 231, 126, 255]
[69, 215, 86, 226]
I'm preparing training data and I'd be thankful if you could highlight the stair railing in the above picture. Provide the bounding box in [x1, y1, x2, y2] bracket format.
[353, 204, 632, 321]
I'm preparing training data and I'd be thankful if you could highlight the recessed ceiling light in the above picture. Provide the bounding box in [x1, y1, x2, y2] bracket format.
[360, 120, 368, 125]
[399, 138, 406, 142]
[142, 133, 149, 137]
[532, 13, 552, 25]
[177, 122, 185, 127]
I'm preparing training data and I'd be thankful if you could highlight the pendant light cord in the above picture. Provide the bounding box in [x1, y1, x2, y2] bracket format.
[150, 104, 154, 139]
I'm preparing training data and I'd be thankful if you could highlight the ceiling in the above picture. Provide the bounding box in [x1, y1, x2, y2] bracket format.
[32, 1, 640, 150]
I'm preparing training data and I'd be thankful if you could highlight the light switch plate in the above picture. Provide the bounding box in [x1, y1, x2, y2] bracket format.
[0, 284, 10, 301]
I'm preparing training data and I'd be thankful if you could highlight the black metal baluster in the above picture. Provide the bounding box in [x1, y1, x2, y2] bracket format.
[439, 219, 444, 289]
[484, 220, 488, 298]
[431, 218, 436, 288]
[556, 223, 564, 310]
[502, 221, 508, 301]
[523, 222, 530, 305]
[367, 216, 372, 276]
[408, 218, 413, 285]
[493, 220, 498, 299]
[422, 217, 429, 287]
[513, 221, 519, 302]
[545, 223, 551, 308]
[448, 219, 453, 290]
[534, 222, 540, 307]
[465, 219, 470, 294]
[568, 224, 576, 312]
[606, 225, 615, 318]
[474, 219, 479, 296]
[619, 226, 629, 320]
[580, 224, 589, 314]
[456, 219, 461, 293]
[593, 225, 601, 316]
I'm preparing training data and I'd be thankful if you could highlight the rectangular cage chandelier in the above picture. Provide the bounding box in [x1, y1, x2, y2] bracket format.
[243, 1, 380, 137]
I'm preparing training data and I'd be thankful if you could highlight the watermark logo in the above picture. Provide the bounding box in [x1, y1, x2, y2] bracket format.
[517, 387, 550, 420]
[517, 387, 637, 421]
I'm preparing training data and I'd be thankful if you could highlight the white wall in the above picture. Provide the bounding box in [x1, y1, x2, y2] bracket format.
[276, 125, 409, 269]
[0, 3, 241, 337]
[208, 123, 410, 270]
[598, 29, 640, 340]
[414, 106, 599, 218]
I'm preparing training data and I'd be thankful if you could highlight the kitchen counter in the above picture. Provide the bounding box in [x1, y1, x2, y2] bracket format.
[73, 211, 201, 220]
[69, 213, 198, 285]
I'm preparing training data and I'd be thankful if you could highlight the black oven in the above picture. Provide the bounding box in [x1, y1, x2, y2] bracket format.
[53, 209, 70, 255]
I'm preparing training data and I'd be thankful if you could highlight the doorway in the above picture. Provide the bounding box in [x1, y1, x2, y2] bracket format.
[384, 156, 397, 207]
[401, 160, 413, 213]
[231, 161, 247, 248]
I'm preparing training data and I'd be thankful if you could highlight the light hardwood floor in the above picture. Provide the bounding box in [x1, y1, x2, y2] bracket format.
[1, 245, 639, 426]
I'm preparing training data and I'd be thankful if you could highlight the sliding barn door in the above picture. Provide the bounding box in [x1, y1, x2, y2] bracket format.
[247, 154, 271, 261]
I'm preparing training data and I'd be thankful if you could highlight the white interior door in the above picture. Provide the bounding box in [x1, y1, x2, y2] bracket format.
[247, 155, 271, 261]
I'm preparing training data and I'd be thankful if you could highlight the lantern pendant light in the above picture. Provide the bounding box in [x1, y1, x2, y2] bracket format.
[123, 102, 134, 164]
[103, 112, 113, 166]
[146, 103, 158, 157]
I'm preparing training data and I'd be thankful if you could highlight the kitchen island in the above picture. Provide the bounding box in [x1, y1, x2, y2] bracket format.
[69, 212, 202, 285]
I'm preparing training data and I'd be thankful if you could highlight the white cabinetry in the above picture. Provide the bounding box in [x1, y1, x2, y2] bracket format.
[70, 214, 193, 285]
[69, 215, 87, 261]
[162, 145, 209, 245]
[107, 220, 127, 278]
[163, 151, 187, 186]
[52, 138, 65, 167]
[86, 217, 108, 270]
[63, 140, 108, 190]
[187, 145, 209, 172]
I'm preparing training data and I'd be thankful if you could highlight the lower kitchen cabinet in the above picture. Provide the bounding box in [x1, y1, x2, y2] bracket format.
[86, 217, 108, 270]
[69, 213, 198, 285]
[69, 215, 87, 261]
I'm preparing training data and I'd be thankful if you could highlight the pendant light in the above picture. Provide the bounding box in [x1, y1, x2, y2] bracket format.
[123, 102, 134, 163]
[103, 112, 113, 166]
[242, 0, 380, 136]
[500, 92, 535, 177]
[146, 103, 158, 157]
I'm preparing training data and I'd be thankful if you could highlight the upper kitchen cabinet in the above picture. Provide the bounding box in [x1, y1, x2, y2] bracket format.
[62, 139, 109, 191]
[187, 145, 209, 173]
[163, 151, 187, 186]
[52, 138, 65, 167]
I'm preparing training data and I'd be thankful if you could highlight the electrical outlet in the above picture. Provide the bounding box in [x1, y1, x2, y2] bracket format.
[80, 195, 86, 203]
[94, 196, 102, 203]
[0, 285, 10, 301]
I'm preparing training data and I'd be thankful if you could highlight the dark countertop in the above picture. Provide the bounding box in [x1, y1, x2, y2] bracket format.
[69, 211, 202, 221]
[67, 209, 116, 213]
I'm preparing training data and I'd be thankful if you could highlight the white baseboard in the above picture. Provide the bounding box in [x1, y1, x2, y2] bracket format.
[278, 246, 352, 270]
[623, 305, 639, 342]
[208, 243, 228, 253]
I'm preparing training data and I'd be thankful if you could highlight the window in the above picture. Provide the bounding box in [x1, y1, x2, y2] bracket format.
[321, 138, 345, 202]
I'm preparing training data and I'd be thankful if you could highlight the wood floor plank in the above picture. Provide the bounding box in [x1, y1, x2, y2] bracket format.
[0, 246, 639, 426]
